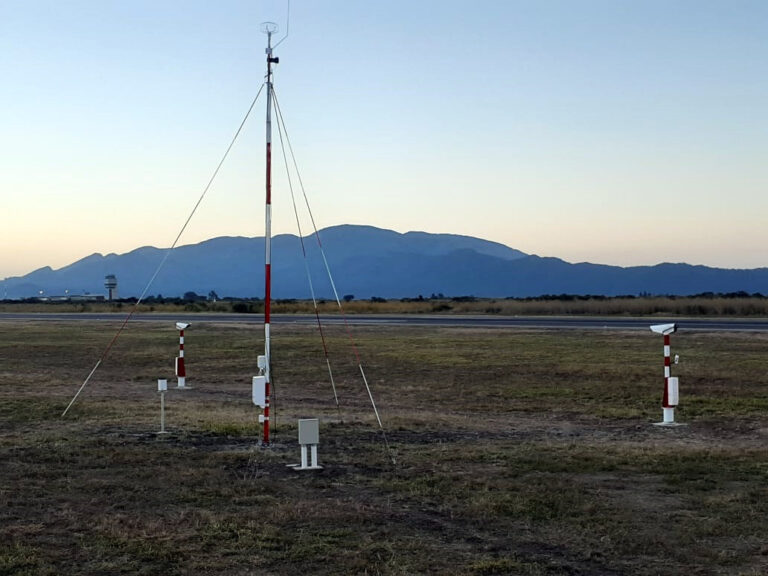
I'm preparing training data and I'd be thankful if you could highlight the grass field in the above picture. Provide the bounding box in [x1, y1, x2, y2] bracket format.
[2, 319, 768, 575]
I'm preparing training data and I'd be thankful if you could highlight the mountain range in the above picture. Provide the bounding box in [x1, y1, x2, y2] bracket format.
[2, 225, 767, 299]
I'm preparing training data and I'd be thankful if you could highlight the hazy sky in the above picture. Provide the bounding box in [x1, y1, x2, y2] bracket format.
[1, 0, 767, 279]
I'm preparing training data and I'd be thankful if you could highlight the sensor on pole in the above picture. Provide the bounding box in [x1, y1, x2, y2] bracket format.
[650, 323, 684, 426]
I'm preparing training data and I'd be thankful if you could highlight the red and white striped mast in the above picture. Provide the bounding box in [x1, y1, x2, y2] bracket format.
[650, 323, 680, 425]
[175, 322, 190, 389]
[261, 21, 280, 446]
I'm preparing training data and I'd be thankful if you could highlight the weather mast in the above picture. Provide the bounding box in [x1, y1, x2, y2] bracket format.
[259, 20, 282, 446]
[253, 12, 389, 458]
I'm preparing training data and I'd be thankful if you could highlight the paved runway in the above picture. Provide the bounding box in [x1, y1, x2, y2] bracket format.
[1, 312, 767, 331]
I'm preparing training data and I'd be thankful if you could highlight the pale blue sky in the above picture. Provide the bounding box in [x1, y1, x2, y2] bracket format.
[1, 0, 766, 279]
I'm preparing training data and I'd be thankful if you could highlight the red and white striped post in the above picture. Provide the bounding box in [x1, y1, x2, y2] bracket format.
[175, 322, 190, 389]
[650, 323, 679, 425]
[260, 23, 279, 446]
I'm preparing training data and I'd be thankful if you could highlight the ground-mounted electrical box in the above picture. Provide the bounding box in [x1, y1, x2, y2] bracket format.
[298, 418, 319, 446]
[252, 376, 266, 407]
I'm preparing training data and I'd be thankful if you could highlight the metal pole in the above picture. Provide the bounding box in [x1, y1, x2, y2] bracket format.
[263, 28, 278, 446]
[160, 391, 166, 433]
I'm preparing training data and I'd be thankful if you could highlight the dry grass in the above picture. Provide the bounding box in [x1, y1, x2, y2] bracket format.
[3, 294, 768, 316]
[2, 319, 768, 575]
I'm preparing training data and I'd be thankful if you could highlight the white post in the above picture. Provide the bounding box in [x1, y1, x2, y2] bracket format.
[158, 379, 169, 434]
[160, 391, 166, 433]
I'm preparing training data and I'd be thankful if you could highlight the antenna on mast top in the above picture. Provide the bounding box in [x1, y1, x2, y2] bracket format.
[261, 21, 279, 56]
[260, 21, 278, 35]
[260, 0, 289, 48]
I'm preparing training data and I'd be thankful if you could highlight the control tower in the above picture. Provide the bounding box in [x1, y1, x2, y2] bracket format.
[104, 275, 118, 301]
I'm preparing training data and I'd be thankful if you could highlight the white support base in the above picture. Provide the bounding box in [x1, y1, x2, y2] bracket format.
[177, 377, 190, 389]
[287, 444, 323, 471]
[653, 407, 686, 427]
[663, 406, 675, 424]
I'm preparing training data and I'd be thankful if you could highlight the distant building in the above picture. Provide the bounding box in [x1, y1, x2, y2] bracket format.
[34, 294, 105, 303]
